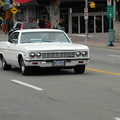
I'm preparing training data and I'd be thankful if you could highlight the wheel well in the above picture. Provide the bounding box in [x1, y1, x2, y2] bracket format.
[18, 54, 22, 67]
[0, 54, 3, 60]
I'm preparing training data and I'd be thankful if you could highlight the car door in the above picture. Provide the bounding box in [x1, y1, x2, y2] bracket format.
[6, 32, 19, 66]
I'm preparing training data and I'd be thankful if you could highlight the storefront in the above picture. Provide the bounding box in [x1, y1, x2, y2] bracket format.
[71, 12, 109, 33]
[1, 0, 116, 34]
[13, 0, 37, 21]
[60, 0, 109, 33]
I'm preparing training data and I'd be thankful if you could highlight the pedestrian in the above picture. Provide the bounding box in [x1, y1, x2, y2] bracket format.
[59, 19, 65, 31]
[3, 18, 10, 34]
[53, 18, 59, 29]
[36, 18, 39, 24]
[9, 18, 14, 30]
[1, 18, 5, 32]
[0, 18, 2, 29]
[7, 18, 11, 32]
[46, 20, 51, 29]
[38, 18, 45, 28]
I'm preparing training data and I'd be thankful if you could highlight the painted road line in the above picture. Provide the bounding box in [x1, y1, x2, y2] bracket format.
[86, 68, 120, 76]
[108, 54, 120, 58]
[115, 118, 120, 120]
[11, 80, 43, 91]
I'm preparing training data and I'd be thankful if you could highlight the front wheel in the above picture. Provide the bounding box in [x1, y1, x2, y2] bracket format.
[20, 57, 30, 75]
[74, 65, 85, 74]
[1, 56, 11, 70]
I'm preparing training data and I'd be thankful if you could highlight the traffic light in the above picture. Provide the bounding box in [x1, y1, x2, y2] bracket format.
[89, 2, 96, 8]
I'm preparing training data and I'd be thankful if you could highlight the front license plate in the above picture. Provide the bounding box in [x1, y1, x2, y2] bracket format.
[53, 60, 65, 66]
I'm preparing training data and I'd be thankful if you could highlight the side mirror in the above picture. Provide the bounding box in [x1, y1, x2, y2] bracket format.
[69, 38, 72, 42]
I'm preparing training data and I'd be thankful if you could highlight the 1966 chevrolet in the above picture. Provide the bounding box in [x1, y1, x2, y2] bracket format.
[0, 29, 90, 75]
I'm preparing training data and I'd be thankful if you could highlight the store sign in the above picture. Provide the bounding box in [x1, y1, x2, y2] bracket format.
[0, 1, 6, 6]
[4, 0, 10, 5]
[3, 4, 14, 10]
[14, 0, 33, 4]
[10, 7, 18, 14]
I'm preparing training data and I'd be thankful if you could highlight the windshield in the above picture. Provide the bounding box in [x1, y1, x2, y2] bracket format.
[20, 32, 70, 43]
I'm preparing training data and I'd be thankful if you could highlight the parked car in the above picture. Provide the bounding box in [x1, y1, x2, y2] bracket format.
[8, 22, 39, 36]
[0, 29, 90, 75]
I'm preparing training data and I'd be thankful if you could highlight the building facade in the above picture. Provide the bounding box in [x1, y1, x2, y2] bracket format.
[1, 0, 120, 38]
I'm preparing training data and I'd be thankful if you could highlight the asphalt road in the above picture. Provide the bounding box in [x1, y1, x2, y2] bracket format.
[0, 47, 120, 120]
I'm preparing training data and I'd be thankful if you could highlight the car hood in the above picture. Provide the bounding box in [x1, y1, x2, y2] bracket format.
[22, 42, 89, 51]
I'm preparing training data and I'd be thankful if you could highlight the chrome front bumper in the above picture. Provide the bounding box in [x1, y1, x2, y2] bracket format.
[24, 58, 90, 67]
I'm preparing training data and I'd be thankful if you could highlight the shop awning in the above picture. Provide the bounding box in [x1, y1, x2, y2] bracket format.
[14, 0, 34, 4]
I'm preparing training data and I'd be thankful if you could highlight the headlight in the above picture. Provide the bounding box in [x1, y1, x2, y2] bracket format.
[30, 52, 35, 57]
[76, 51, 81, 57]
[36, 52, 41, 58]
[82, 51, 88, 56]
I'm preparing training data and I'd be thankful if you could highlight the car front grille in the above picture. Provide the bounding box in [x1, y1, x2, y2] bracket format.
[42, 52, 76, 58]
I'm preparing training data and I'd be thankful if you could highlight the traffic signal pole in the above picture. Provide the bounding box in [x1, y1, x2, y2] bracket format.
[85, 0, 88, 41]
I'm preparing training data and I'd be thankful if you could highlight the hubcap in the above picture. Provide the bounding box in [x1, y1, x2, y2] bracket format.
[2, 58, 5, 67]
[21, 60, 25, 73]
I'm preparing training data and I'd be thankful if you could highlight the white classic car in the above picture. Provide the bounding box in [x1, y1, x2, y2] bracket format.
[0, 29, 90, 75]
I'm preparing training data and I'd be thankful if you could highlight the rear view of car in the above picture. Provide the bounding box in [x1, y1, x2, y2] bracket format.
[8, 22, 39, 36]
[20, 22, 39, 29]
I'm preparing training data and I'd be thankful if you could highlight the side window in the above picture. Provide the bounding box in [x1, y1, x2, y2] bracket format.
[8, 32, 19, 44]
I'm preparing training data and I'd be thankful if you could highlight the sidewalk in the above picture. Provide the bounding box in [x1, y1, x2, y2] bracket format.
[0, 29, 120, 51]
[68, 33, 120, 51]
[0, 29, 8, 41]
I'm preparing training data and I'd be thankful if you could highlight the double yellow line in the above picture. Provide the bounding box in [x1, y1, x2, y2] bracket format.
[86, 68, 120, 76]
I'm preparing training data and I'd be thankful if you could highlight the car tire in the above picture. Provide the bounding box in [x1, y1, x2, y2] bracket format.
[74, 65, 85, 74]
[1, 56, 11, 70]
[20, 57, 29, 75]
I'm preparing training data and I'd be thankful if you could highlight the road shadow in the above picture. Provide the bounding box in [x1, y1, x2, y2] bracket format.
[10, 67, 87, 76]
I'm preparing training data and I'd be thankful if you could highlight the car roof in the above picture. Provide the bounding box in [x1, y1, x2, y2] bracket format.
[15, 21, 34, 23]
[22, 22, 37, 24]
[15, 29, 64, 33]
[14, 22, 38, 25]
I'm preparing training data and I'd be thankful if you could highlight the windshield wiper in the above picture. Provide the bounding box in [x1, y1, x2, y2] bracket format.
[43, 40, 54, 42]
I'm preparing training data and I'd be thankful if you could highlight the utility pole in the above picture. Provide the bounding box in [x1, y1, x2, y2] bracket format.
[85, 0, 88, 41]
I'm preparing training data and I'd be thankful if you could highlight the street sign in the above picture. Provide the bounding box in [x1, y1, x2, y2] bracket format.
[10, 7, 18, 14]
[84, 7, 88, 13]
[84, 13, 88, 19]
[107, 0, 112, 6]
[107, 6, 114, 18]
